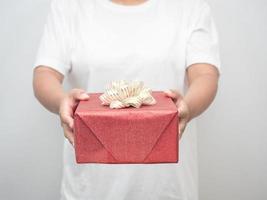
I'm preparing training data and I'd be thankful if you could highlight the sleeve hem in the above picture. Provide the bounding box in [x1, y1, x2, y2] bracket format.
[33, 58, 70, 76]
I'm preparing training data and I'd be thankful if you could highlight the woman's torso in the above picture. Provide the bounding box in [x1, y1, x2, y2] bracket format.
[61, 0, 199, 199]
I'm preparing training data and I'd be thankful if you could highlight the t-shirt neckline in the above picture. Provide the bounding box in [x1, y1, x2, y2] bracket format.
[98, 0, 157, 12]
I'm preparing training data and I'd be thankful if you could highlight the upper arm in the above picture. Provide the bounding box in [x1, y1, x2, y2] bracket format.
[33, 65, 64, 86]
[186, 63, 219, 84]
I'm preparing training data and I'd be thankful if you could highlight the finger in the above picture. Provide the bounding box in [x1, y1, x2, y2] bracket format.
[71, 89, 90, 101]
[164, 89, 182, 103]
[178, 106, 187, 119]
[179, 131, 183, 140]
[179, 118, 187, 140]
[177, 100, 190, 120]
[60, 114, 74, 129]
[62, 123, 74, 146]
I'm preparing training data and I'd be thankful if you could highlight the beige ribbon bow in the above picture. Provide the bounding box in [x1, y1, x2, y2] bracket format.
[99, 80, 156, 109]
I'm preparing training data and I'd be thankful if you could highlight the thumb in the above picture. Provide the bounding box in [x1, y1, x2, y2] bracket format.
[71, 89, 90, 101]
[164, 89, 183, 104]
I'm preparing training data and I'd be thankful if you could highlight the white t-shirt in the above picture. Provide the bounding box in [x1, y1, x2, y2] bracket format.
[34, 0, 221, 199]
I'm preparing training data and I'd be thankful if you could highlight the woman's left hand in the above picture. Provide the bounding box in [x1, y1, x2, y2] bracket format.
[164, 89, 191, 140]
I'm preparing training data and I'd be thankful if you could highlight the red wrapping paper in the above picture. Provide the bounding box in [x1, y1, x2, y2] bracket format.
[74, 91, 179, 164]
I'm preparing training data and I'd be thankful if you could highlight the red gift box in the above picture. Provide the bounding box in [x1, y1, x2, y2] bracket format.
[74, 91, 179, 164]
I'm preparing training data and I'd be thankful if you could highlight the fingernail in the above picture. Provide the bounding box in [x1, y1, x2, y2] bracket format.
[80, 93, 89, 98]
[164, 90, 171, 95]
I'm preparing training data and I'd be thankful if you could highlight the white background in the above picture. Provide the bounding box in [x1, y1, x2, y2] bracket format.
[0, 0, 267, 199]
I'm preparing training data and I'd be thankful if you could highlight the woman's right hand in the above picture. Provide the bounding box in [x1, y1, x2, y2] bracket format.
[59, 89, 90, 146]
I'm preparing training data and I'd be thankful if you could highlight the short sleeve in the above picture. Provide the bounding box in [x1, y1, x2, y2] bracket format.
[186, 1, 221, 74]
[33, 0, 74, 76]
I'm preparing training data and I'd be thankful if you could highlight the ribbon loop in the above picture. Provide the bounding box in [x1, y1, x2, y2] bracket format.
[99, 80, 156, 109]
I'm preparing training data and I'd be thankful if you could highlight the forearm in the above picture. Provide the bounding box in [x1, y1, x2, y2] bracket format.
[33, 67, 65, 114]
[184, 73, 218, 121]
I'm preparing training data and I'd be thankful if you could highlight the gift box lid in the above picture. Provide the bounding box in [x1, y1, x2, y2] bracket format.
[75, 91, 177, 113]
